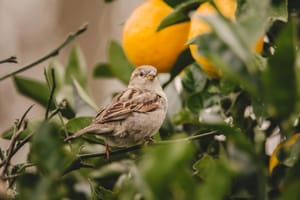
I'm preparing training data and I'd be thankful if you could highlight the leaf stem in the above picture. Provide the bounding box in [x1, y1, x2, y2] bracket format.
[44, 68, 56, 120]
[0, 23, 88, 81]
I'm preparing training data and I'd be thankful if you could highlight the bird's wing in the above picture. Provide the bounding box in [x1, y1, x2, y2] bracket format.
[94, 88, 162, 124]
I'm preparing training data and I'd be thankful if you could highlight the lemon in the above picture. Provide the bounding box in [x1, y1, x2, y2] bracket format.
[122, 0, 190, 73]
[269, 133, 300, 174]
[188, 0, 264, 79]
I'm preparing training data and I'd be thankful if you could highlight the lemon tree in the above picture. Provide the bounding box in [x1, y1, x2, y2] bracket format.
[1, 0, 300, 200]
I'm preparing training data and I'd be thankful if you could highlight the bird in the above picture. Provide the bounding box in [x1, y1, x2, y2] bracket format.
[65, 65, 168, 159]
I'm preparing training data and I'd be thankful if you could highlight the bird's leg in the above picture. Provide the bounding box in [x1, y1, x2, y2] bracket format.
[105, 144, 111, 160]
[144, 136, 154, 144]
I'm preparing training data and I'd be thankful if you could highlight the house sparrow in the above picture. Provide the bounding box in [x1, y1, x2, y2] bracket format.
[65, 65, 168, 158]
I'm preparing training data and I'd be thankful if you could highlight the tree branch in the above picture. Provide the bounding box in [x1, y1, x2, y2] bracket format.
[64, 131, 217, 175]
[0, 23, 88, 81]
[0, 56, 18, 64]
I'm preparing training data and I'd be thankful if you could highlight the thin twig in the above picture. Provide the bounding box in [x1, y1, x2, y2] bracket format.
[78, 145, 142, 160]
[2, 163, 36, 181]
[0, 56, 18, 64]
[0, 105, 33, 168]
[48, 107, 62, 120]
[1, 122, 27, 178]
[10, 133, 33, 158]
[44, 68, 56, 120]
[0, 23, 88, 81]
[78, 131, 216, 160]
[17, 104, 34, 129]
[155, 131, 217, 144]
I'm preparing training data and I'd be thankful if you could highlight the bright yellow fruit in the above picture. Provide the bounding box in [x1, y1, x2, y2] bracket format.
[269, 133, 300, 174]
[122, 0, 190, 73]
[188, 0, 264, 79]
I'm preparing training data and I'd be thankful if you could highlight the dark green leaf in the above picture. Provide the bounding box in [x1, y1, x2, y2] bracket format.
[16, 173, 71, 200]
[278, 180, 300, 200]
[65, 116, 93, 133]
[194, 33, 258, 96]
[182, 64, 207, 93]
[108, 40, 135, 84]
[14, 76, 55, 109]
[269, 0, 288, 22]
[263, 21, 296, 118]
[196, 160, 232, 200]
[163, 0, 190, 8]
[186, 92, 203, 113]
[172, 109, 197, 125]
[93, 63, 114, 78]
[157, 1, 204, 31]
[235, 0, 269, 47]
[30, 122, 73, 175]
[95, 186, 115, 200]
[1, 119, 42, 140]
[193, 153, 217, 180]
[162, 48, 194, 88]
[139, 138, 197, 199]
[65, 46, 87, 88]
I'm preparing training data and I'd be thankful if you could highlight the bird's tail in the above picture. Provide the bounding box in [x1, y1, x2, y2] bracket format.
[64, 124, 111, 142]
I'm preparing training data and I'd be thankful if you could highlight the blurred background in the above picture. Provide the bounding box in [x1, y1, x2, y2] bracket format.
[0, 0, 142, 148]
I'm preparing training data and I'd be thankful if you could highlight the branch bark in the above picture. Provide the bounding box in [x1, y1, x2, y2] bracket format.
[0, 23, 88, 81]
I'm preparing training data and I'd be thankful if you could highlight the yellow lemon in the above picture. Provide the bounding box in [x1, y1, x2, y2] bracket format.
[269, 133, 300, 174]
[188, 0, 264, 79]
[122, 0, 190, 73]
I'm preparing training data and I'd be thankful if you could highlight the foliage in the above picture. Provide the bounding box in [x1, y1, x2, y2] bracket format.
[1, 0, 300, 199]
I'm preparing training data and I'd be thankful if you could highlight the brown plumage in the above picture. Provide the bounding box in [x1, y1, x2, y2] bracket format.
[65, 65, 168, 153]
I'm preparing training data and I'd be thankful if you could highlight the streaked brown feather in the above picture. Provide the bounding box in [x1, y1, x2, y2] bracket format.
[93, 88, 161, 124]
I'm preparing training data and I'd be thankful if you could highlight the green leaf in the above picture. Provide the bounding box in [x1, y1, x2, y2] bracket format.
[93, 63, 114, 78]
[269, 0, 288, 22]
[172, 109, 197, 125]
[14, 76, 55, 109]
[162, 48, 194, 88]
[29, 122, 73, 175]
[157, 1, 204, 31]
[94, 186, 115, 200]
[163, 0, 190, 8]
[91, 160, 134, 179]
[1, 119, 42, 140]
[262, 21, 297, 118]
[194, 33, 258, 96]
[235, 0, 270, 47]
[139, 137, 197, 199]
[278, 180, 300, 200]
[73, 78, 99, 112]
[46, 61, 65, 90]
[196, 160, 233, 200]
[65, 45, 87, 88]
[65, 116, 93, 133]
[181, 64, 207, 93]
[108, 40, 135, 84]
[186, 92, 203, 113]
[193, 153, 217, 180]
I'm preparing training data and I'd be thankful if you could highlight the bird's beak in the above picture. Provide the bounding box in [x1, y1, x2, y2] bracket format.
[146, 72, 156, 81]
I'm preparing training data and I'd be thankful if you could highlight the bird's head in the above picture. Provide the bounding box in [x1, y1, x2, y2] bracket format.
[128, 65, 161, 91]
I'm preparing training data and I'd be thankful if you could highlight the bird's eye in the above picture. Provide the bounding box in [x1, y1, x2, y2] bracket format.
[139, 72, 144, 77]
